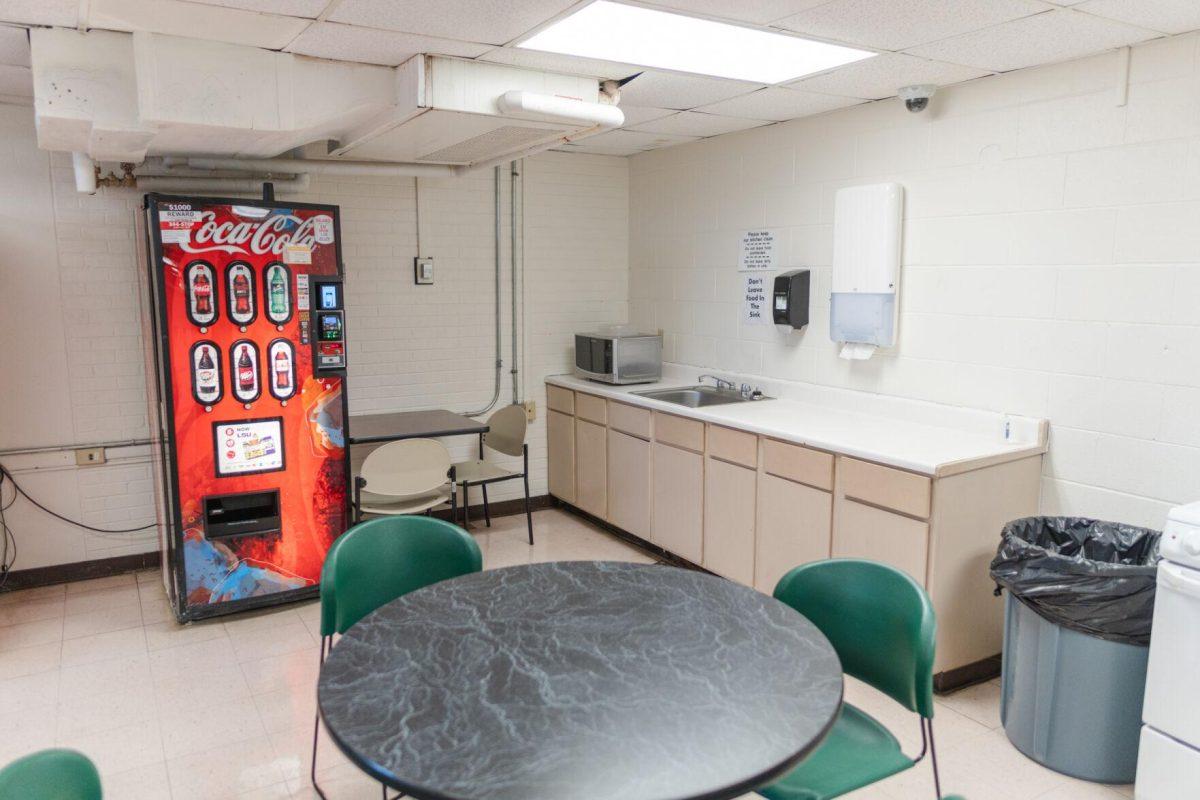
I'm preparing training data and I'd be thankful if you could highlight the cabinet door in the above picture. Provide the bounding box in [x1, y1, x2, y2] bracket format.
[652, 442, 703, 564]
[703, 457, 756, 586]
[833, 498, 929, 585]
[546, 409, 575, 503]
[755, 474, 832, 593]
[607, 430, 651, 539]
[575, 418, 607, 519]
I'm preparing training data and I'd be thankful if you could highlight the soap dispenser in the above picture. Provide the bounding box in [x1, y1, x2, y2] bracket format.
[772, 269, 810, 329]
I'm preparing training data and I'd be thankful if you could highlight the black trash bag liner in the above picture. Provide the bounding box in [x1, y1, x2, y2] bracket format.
[989, 516, 1161, 646]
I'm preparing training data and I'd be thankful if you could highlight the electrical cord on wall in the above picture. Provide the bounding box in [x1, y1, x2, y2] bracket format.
[0, 463, 156, 588]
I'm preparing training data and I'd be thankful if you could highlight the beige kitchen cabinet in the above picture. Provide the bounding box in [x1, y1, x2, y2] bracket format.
[703, 456, 756, 586]
[607, 429, 651, 539]
[755, 473, 832, 593]
[546, 408, 575, 504]
[832, 497, 930, 585]
[651, 442, 703, 563]
[575, 418, 607, 518]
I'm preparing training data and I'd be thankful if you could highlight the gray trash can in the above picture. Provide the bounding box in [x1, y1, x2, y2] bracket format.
[990, 517, 1160, 784]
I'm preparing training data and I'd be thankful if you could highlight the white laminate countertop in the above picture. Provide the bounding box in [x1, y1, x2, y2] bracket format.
[546, 372, 1048, 477]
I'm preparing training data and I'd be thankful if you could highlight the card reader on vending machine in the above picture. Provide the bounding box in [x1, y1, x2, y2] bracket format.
[311, 278, 347, 373]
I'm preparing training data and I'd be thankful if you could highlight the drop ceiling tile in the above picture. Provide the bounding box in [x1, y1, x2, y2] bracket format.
[578, 129, 700, 152]
[618, 71, 765, 110]
[477, 47, 643, 81]
[1045, 1, 1088, 4]
[615, 106, 677, 127]
[287, 22, 491, 65]
[557, 141, 646, 156]
[906, 8, 1161, 72]
[89, 0, 309, 50]
[630, 110, 772, 137]
[1077, 0, 1200, 35]
[329, 0, 578, 46]
[774, 0, 1050, 51]
[639, 0, 831, 25]
[790, 52, 990, 99]
[182, 0, 329, 17]
[0, 1, 76, 27]
[0, 63, 32, 97]
[0, 24, 29, 67]
[695, 86, 863, 121]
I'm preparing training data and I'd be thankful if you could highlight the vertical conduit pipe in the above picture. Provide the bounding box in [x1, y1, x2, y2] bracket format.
[459, 166, 503, 417]
[510, 160, 521, 405]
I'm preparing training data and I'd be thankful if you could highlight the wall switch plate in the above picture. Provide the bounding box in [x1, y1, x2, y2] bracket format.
[75, 447, 106, 466]
[414, 257, 434, 285]
[523, 400, 536, 422]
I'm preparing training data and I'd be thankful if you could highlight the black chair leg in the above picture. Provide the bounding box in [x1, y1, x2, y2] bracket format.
[522, 471, 534, 545]
[926, 718, 942, 799]
[311, 636, 329, 800]
[463, 483, 470, 529]
[481, 484, 492, 527]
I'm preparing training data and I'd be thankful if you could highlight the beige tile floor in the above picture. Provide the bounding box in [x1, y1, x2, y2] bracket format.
[0, 509, 1135, 800]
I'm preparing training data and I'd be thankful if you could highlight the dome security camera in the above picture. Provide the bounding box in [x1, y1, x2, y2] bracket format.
[898, 84, 937, 113]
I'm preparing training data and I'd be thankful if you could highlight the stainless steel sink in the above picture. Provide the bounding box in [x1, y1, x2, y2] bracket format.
[632, 385, 761, 408]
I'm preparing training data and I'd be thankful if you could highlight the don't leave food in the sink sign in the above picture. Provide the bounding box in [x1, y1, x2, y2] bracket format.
[743, 274, 768, 326]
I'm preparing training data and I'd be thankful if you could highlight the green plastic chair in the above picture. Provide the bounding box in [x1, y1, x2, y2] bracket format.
[0, 749, 101, 800]
[757, 559, 941, 800]
[310, 515, 483, 800]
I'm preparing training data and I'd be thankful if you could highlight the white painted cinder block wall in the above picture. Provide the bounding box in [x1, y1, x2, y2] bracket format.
[629, 33, 1200, 530]
[0, 101, 628, 571]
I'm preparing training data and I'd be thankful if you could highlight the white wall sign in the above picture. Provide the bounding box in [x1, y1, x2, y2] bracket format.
[740, 229, 776, 271]
[742, 273, 768, 326]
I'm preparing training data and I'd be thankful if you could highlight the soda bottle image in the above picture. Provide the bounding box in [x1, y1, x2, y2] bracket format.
[193, 273, 212, 315]
[269, 268, 287, 317]
[197, 348, 217, 397]
[232, 272, 251, 316]
[274, 349, 290, 390]
[237, 345, 255, 393]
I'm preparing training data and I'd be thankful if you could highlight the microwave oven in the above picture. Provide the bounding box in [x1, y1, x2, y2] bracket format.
[574, 332, 662, 384]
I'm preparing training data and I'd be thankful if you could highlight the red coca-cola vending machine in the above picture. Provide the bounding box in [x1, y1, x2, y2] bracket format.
[138, 193, 350, 621]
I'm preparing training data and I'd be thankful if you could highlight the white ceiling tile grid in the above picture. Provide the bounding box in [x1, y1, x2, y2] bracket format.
[617, 70, 765, 110]
[614, 106, 678, 127]
[695, 86, 863, 121]
[560, 128, 700, 155]
[184, 0, 330, 18]
[0, 23, 28, 67]
[88, 0, 309, 50]
[287, 22, 491, 65]
[773, 0, 1052, 51]
[629, 110, 772, 137]
[906, 8, 1163, 72]
[638, 0, 831, 25]
[0, 0, 77, 27]
[477, 46, 644, 81]
[329, 0, 579, 47]
[791, 52, 990, 99]
[1077, 0, 1200, 36]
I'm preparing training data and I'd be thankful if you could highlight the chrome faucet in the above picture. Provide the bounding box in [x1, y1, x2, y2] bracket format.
[698, 374, 736, 391]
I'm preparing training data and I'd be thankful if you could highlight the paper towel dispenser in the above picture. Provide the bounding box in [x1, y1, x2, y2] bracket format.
[830, 183, 904, 360]
[773, 270, 810, 329]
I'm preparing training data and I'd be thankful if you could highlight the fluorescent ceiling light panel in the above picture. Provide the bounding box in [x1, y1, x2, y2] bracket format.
[518, 1, 875, 84]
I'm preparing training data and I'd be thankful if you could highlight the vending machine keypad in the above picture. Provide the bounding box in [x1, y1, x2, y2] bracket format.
[311, 279, 347, 372]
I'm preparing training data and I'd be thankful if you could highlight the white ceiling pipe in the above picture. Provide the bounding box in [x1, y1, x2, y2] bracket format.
[136, 174, 311, 193]
[72, 152, 97, 195]
[496, 90, 625, 129]
[165, 156, 457, 178]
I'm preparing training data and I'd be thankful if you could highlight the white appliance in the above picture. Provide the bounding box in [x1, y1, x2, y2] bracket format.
[829, 182, 903, 361]
[1136, 501, 1200, 799]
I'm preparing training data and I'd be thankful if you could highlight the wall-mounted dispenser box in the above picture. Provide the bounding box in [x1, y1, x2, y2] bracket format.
[830, 183, 903, 360]
[773, 269, 810, 329]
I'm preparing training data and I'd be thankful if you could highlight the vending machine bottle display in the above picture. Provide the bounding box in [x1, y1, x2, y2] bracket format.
[138, 196, 349, 621]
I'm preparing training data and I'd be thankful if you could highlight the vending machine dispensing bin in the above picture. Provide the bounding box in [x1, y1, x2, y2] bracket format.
[137, 195, 350, 622]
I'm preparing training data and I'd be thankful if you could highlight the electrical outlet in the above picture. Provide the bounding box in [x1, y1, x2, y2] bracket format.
[75, 447, 106, 466]
[523, 400, 536, 422]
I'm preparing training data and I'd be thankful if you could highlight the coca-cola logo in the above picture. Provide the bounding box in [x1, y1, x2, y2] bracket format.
[179, 211, 321, 255]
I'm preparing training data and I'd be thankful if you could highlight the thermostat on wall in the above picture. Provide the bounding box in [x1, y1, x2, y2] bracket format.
[414, 257, 434, 285]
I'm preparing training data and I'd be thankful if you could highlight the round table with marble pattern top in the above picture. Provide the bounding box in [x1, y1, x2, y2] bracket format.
[317, 560, 843, 800]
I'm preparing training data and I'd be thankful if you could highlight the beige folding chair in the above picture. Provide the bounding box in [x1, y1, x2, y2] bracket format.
[452, 404, 534, 544]
[353, 438, 457, 522]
